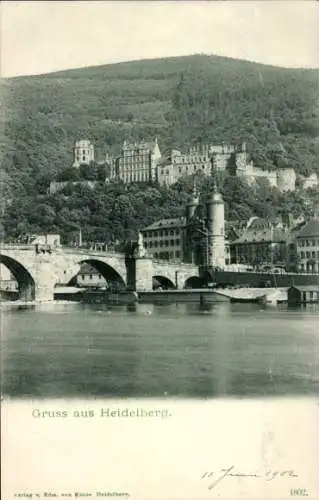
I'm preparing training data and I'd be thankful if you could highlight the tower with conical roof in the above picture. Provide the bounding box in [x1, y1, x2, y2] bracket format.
[205, 157, 225, 268]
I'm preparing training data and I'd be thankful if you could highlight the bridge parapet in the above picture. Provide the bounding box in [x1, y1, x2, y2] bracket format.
[0, 244, 36, 251]
[61, 247, 125, 259]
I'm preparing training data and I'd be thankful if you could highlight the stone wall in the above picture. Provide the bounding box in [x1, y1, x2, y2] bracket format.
[204, 269, 319, 288]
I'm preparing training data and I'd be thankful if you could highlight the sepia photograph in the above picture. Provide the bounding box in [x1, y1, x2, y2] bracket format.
[1, 1, 319, 499]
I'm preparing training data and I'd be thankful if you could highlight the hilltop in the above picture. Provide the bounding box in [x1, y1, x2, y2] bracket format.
[1, 54, 319, 241]
[2, 55, 319, 179]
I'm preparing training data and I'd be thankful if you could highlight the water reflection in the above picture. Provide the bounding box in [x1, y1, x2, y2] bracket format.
[1, 301, 319, 398]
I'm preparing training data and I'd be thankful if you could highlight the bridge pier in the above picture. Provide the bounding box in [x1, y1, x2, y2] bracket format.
[19, 282, 35, 302]
[33, 259, 59, 301]
[126, 257, 153, 291]
[135, 258, 153, 291]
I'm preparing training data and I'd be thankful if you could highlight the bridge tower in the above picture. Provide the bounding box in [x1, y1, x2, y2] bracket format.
[206, 158, 225, 268]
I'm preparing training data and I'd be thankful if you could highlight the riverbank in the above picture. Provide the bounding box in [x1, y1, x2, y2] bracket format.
[3, 286, 289, 305]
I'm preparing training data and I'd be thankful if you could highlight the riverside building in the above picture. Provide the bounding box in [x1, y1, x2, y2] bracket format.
[296, 218, 319, 273]
[141, 218, 186, 260]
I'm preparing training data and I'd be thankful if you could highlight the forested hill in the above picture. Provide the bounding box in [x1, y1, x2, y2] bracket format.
[1, 54, 319, 242]
[2, 54, 319, 187]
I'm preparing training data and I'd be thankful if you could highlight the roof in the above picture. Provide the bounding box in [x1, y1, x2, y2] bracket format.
[142, 217, 186, 231]
[296, 218, 319, 238]
[289, 285, 319, 292]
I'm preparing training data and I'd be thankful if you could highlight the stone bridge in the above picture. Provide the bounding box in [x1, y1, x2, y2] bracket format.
[0, 245, 199, 301]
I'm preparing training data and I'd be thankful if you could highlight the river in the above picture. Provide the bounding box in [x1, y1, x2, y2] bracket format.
[1, 301, 319, 398]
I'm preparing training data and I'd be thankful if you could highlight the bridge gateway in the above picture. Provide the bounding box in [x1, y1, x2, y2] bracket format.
[0, 245, 199, 301]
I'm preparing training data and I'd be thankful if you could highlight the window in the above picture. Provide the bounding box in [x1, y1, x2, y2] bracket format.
[175, 239, 180, 245]
[306, 252, 310, 258]
[99, 274, 102, 279]
[90, 275, 93, 280]
[301, 251, 305, 258]
[175, 250, 180, 258]
[170, 239, 174, 245]
[81, 275, 85, 280]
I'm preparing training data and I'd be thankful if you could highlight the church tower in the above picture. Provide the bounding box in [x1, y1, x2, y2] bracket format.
[206, 158, 225, 268]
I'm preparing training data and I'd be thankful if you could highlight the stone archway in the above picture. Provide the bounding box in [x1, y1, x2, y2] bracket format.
[0, 255, 36, 301]
[67, 259, 126, 290]
[152, 275, 175, 290]
[184, 276, 203, 289]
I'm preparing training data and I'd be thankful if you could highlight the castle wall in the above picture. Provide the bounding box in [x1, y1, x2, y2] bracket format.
[277, 168, 296, 192]
[252, 167, 278, 187]
[69, 139, 298, 193]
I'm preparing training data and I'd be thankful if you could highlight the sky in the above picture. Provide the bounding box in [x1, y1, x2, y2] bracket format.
[1, 1, 319, 77]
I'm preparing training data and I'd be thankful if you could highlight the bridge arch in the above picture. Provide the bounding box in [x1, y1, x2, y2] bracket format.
[67, 258, 126, 289]
[152, 275, 176, 290]
[184, 276, 203, 289]
[0, 254, 36, 300]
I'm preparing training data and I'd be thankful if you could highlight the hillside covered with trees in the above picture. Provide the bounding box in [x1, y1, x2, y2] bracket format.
[2, 170, 317, 245]
[1, 54, 319, 242]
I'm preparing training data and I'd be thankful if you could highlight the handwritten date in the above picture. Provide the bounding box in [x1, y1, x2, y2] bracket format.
[201, 466, 298, 489]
